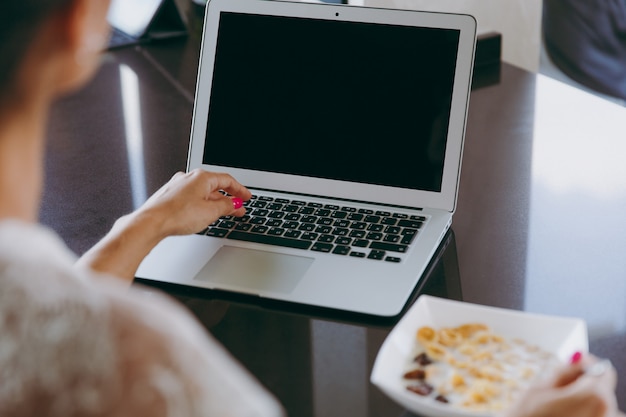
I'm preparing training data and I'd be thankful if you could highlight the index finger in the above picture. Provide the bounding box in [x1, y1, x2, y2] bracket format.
[192, 169, 252, 200]
[552, 363, 585, 388]
[566, 361, 618, 397]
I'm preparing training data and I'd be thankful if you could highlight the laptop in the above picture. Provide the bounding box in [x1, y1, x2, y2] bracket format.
[107, 0, 187, 49]
[135, 0, 476, 317]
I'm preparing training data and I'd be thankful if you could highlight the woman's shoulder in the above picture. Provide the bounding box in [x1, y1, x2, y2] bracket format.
[0, 220, 236, 367]
[0, 220, 283, 417]
[0, 219, 78, 273]
[0, 220, 99, 306]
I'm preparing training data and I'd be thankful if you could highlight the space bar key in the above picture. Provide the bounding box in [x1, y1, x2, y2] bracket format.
[227, 231, 313, 250]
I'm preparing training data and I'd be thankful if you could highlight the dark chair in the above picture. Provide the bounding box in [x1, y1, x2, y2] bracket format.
[543, 0, 626, 101]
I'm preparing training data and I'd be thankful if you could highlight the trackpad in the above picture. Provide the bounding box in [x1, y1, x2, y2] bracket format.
[194, 246, 314, 294]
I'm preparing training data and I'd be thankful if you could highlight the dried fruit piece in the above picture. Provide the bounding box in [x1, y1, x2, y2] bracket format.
[435, 395, 449, 403]
[403, 369, 426, 380]
[406, 382, 434, 396]
[414, 352, 432, 366]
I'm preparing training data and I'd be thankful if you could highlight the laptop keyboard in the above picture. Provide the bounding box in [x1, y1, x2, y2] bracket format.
[200, 195, 427, 263]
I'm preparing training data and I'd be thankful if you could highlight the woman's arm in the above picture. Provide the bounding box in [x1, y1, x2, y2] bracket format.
[76, 169, 251, 282]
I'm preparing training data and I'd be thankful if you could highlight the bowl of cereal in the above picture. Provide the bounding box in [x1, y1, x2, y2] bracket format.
[370, 295, 588, 417]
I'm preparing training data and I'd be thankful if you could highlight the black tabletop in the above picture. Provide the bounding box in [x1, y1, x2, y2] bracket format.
[42, 27, 626, 416]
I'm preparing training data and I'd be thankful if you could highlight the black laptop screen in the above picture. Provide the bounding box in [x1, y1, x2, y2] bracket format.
[203, 12, 460, 193]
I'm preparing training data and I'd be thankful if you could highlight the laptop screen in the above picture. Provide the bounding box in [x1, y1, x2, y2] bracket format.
[203, 12, 460, 193]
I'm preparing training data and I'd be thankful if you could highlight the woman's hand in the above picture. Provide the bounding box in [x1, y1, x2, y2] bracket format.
[137, 169, 252, 239]
[501, 354, 620, 417]
[76, 169, 251, 282]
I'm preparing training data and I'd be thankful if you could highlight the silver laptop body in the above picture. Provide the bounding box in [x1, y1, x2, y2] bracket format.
[136, 0, 476, 317]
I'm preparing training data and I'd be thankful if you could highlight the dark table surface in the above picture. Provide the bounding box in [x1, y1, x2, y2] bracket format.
[42, 28, 626, 416]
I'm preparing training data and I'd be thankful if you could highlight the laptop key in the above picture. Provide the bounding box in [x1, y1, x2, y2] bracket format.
[219, 220, 236, 229]
[398, 219, 423, 229]
[317, 217, 334, 226]
[318, 234, 335, 243]
[314, 208, 331, 217]
[298, 223, 316, 232]
[265, 218, 283, 227]
[227, 230, 312, 250]
[352, 239, 369, 247]
[364, 215, 381, 223]
[332, 228, 349, 236]
[383, 234, 401, 243]
[283, 221, 299, 229]
[312, 242, 333, 253]
[206, 228, 229, 238]
[334, 219, 350, 228]
[268, 227, 285, 236]
[235, 223, 253, 232]
[366, 232, 383, 241]
[347, 213, 364, 221]
[368, 250, 386, 260]
[284, 230, 301, 238]
[301, 232, 318, 241]
[332, 245, 350, 255]
[315, 225, 332, 234]
[369, 241, 408, 253]
[268, 211, 285, 219]
[384, 226, 401, 234]
[301, 215, 318, 223]
[335, 237, 352, 245]
[349, 230, 366, 239]
[401, 229, 418, 245]
[250, 225, 268, 233]
[350, 221, 367, 230]
[367, 224, 384, 232]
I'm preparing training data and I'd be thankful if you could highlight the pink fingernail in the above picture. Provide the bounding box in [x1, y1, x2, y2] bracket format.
[232, 197, 244, 210]
[570, 351, 583, 364]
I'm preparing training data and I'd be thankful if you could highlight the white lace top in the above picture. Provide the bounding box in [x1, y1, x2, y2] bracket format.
[0, 221, 283, 417]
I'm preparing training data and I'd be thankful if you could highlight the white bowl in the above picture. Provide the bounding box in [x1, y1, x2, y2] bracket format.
[370, 295, 588, 417]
